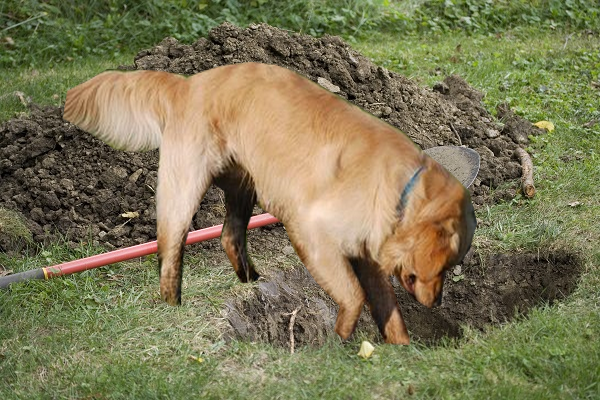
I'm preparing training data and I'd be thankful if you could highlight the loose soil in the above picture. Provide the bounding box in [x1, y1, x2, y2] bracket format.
[225, 250, 581, 346]
[0, 23, 577, 346]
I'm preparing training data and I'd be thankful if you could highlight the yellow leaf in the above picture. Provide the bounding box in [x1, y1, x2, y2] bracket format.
[189, 355, 204, 363]
[357, 341, 375, 359]
[534, 120, 555, 132]
[120, 211, 139, 219]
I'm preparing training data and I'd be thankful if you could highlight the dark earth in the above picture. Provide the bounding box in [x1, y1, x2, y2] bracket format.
[0, 23, 581, 346]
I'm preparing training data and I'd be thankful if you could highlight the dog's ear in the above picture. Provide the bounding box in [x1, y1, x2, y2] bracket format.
[439, 218, 461, 257]
[437, 202, 476, 265]
[64, 71, 172, 152]
[379, 230, 414, 276]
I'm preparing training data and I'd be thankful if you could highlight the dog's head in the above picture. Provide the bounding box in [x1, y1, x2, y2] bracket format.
[380, 159, 476, 308]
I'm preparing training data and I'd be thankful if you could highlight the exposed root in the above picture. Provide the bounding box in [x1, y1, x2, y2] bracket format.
[449, 123, 462, 146]
[284, 307, 301, 354]
[515, 147, 536, 198]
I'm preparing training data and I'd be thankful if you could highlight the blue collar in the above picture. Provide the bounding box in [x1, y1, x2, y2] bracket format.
[400, 166, 425, 210]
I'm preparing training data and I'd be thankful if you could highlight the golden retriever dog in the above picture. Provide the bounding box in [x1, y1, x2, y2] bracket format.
[63, 63, 476, 345]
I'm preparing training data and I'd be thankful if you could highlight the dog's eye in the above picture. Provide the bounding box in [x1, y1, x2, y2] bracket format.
[408, 274, 416, 286]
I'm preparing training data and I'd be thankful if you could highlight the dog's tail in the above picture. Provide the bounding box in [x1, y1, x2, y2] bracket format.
[64, 70, 182, 152]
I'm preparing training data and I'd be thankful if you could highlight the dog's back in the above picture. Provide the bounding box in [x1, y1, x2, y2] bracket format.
[186, 64, 424, 240]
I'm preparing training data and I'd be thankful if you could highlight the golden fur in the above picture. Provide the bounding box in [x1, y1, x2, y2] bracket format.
[64, 63, 476, 345]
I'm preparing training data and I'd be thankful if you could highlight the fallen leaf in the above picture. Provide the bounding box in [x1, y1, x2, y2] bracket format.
[568, 201, 582, 207]
[534, 120, 555, 132]
[358, 340, 375, 359]
[188, 355, 204, 363]
[121, 211, 139, 218]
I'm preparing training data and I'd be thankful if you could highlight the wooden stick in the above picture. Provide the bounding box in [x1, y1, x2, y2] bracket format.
[284, 307, 301, 354]
[515, 147, 536, 198]
[449, 123, 462, 146]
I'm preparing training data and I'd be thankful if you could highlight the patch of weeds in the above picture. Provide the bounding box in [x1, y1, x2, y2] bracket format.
[3, 1, 599, 69]
[0, 207, 33, 253]
[0, 0, 407, 68]
[412, 0, 600, 33]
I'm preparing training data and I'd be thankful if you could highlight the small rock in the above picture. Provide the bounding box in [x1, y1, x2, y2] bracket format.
[282, 245, 295, 255]
[486, 129, 500, 138]
[128, 168, 144, 183]
[381, 106, 393, 116]
[433, 82, 450, 94]
[475, 146, 495, 159]
[113, 166, 129, 179]
[453, 265, 462, 276]
[41, 156, 55, 169]
[317, 77, 340, 93]
[60, 178, 74, 191]
[107, 225, 129, 239]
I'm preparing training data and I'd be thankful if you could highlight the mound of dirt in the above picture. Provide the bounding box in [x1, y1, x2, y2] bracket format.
[224, 250, 582, 347]
[127, 22, 541, 200]
[0, 105, 237, 250]
[0, 22, 540, 249]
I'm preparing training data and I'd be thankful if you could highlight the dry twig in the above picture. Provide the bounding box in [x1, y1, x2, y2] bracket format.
[515, 147, 536, 198]
[0, 91, 31, 107]
[449, 123, 462, 146]
[284, 307, 301, 354]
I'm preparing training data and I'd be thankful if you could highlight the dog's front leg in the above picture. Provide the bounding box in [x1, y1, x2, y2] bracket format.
[286, 228, 365, 340]
[350, 258, 410, 345]
[215, 169, 259, 283]
[156, 134, 214, 305]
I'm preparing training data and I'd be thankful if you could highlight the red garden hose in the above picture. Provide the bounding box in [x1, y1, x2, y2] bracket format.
[0, 213, 279, 288]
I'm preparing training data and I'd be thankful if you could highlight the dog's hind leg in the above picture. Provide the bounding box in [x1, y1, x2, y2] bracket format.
[215, 169, 260, 283]
[349, 258, 410, 345]
[157, 134, 215, 306]
[286, 228, 365, 340]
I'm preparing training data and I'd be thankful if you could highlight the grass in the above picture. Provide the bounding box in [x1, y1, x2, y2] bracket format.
[0, 0, 407, 68]
[0, 207, 33, 252]
[1, 21, 600, 400]
[0, 54, 132, 122]
[357, 28, 600, 254]
[2, 0, 598, 69]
